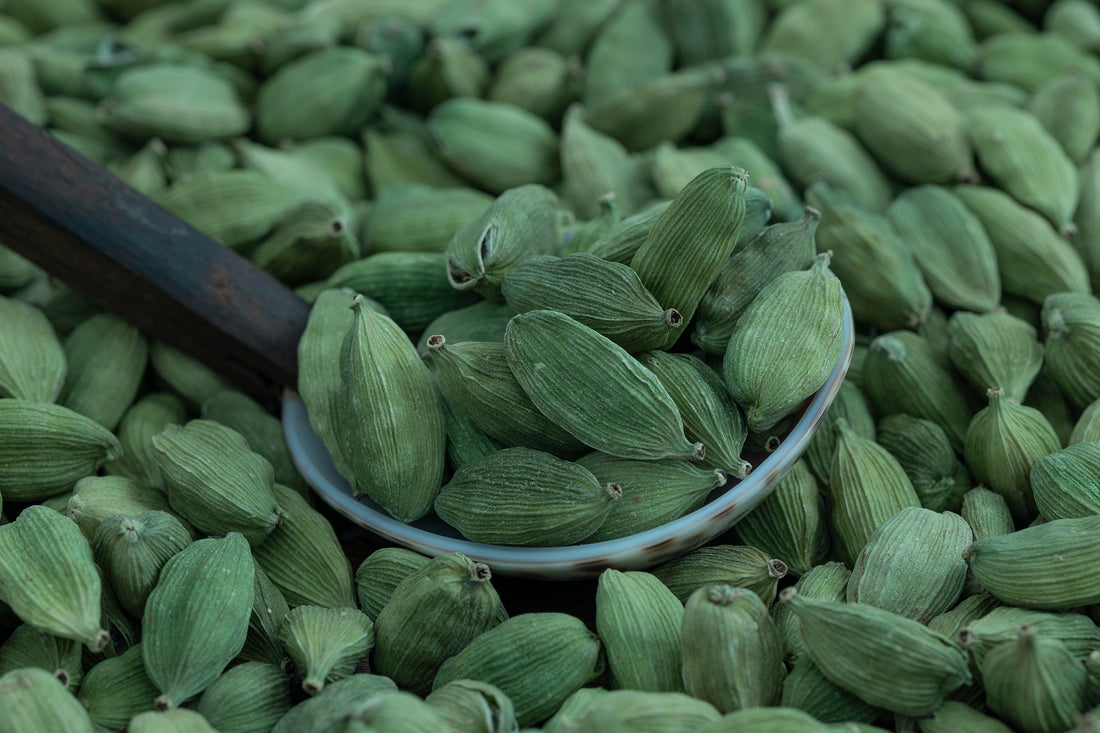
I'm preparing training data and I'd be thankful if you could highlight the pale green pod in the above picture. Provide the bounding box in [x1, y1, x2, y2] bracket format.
[585, 200, 672, 265]
[432, 613, 603, 728]
[435, 447, 619, 546]
[98, 63, 250, 144]
[1043, 292, 1100, 410]
[981, 625, 1097, 733]
[649, 141, 754, 203]
[148, 340, 234, 408]
[161, 141, 237, 186]
[109, 137, 167, 197]
[959, 606, 1100, 666]
[505, 310, 702, 460]
[362, 128, 467, 192]
[256, 47, 386, 144]
[692, 208, 819, 356]
[280, 606, 374, 696]
[76, 643, 158, 731]
[251, 200, 361, 286]
[555, 689, 722, 733]
[965, 104, 1080, 234]
[152, 170, 311, 252]
[778, 588, 972, 716]
[487, 46, 578, 122]
[0, 46, 47, 126]
[1071, 398, 1100, 444]
[68, 475, 182, 543]
[426, 338, 587, 457]
[883, 0, 978, 70]
[585, 66, 722, 152]
[416, 301, 515, 356]
[232, 138, 351, 208]
[977, 30, 1100, 92]
[583, 0, 672, 106]
[128, 708, 219, 733]
[425, 679, 518, 733]
[861, 330, 973, 451]
[337, 296, 445, 521]
[1024, 366, 1078, 448]
[0, 624, 82, 692]
[429, 0, 558, 62]
[0, 505, 107, 652]
[772, 94, 892, 214]
[195, 662, 291, 733]
[153, 420, 283, 546]
[535, 0, 621, 56]
[201, 390, 304, 492]
[0, 667, 94, 733]
[885, 185, 1000, 313]
[965, 514, 1100, 608]
[577, 452, 728, 541]
[761, 0, 885, 68]
[926, 592, 1002, 641]
[637, 350, 750, 477]
[630, 166, 748, 350]
[961, 486, 1016, 544]
[270, 674, 398, 733]
[343, 689, 453, 732]
[780, 654, 880, 726]
[947, 310, 1044, 403]
[253, 484, 356, 609]
[1030, 72, 1100, 166]
[827, 418, 922, 566]
[846, 507, 972, 623]
[805, 381, 875, 486]
[429, 98, 560, 193]
[364, 185, 492, 255]
[560, 104, 639, 220]
[876, 414, 970, 513]
[445, 184, 563, 299]
[102, 395, 183, 489]
[92, 510, 192, 618]
[723, 252, 845, 433]
[1032, 442, 1100, 520]
[681, 585, 784, 713]
[0, 245, 42, 291]
[142, 533, 255, 711]
[355, 548, 432, 623]
[297, 288, 360, 484]
[1046, 0, 1100, 50]
[918, 700, 1014, 733]
[735, 460, 829, 577]
[0, 294, 66, 403]
[806, 183, 932, 331]
[694, 706, 834, 733]
[541, 688, 609, 733]
[853, 70, 974, 184]
[373, 552, 506, 695]
[429, 361, 504, 471]
[652, 545, 788, 606]
[405, 36, 490, 113]
[964, 387, 1061, 523]
[0, 400, 119, 501]
[501, 253, 682, 353]
[596, 569, 684, 693]
[239, 565, 290, 668]
[1075, 144, 1100, 291]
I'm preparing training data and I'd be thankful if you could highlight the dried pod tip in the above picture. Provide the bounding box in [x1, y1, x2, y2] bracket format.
[736, 461, 751, 480]
[606, 482, 623, 500]
[778, 586, 797, 604]
[54, 669, 70, 689]
[426, 334, 445, 350]
[692, 443, 706, 461]
[707, 584, 739, 606]
[350, 293, 365, 311]
[280, 657, 296, 676]
[1060, 222, 1077, 239]
[471, 563, 492, 583]
[804, 206, 821, 222]
[89, 630, 110, 653]
[329, 220, 344, 236]
[956, 628, 975, 648]
[1016, 624, 1037, 643]
[764, 435, 781, 453]
[666, 309, 683, 328]
[303, 679, 324, 696]
[155, 695, 173, 712]
[715, 469, 729, 487]
[768, 558, 789, 580]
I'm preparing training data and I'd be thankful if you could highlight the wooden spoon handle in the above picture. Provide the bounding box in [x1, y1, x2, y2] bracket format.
[0, 103, 309, 398]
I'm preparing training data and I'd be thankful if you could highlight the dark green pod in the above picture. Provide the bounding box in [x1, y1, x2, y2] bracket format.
[355, 547, 432, 623]
[1031, 442, 1100, 520]
[195, 662, 291, 733]
[653, 545, 788, 606]
[735, 460, 829, 578]
[877, 414, 970, 513]
[77, 643, 158, 730]
[947, 310, 1044, 403]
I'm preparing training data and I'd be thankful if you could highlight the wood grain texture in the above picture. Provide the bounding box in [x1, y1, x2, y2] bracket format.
[0, 103, 308, 398]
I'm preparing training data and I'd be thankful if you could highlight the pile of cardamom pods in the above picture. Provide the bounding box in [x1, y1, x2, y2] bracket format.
[2, 0, 1100, 730]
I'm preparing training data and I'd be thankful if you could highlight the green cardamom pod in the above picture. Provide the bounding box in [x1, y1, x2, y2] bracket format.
[69, 475, 183, 543]
[142, 533, 255, 711]
[560, 104, 638, 219]
[373, 552, 506, 695]
[876, 414, 970, 513]
[201, 390, 305, 493]
[0, 624, 82, 692]
[504, 309, 702, 460]
[434, 447, 620, 546]
[917, 700, 1015, 733]
[947, 310, 1044, 403]
[194, 662, 291, 733]
[771, 561, 850, 664]
[681, 585, 784, 713]
[425, 679, 518, 733]
[780, 654, 880, 726]
[270, 674, 396, 733]
[1042, 291, 1100, 410]
[652, 545, 788, 606]
[92, 510, 193, 618]
[337, 295, 446, 522]
[280, 606, 374, 695]
[238, 565, 290, 668]
[76, 643, 158, 731]
[364, 184, 492, 255]
[761, 0, 885, 68]
[354, 547, 432, 623]
[0, 505, 107, 651]
[0, 667, 95, 733]
[1032, 442, 1100, 520]
[595, 569, 684, 693]
[58, 313, 147, 430]
[804, 380, 876, 486]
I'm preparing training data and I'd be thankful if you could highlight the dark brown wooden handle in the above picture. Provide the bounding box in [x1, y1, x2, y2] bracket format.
[0, 103, 309, 398]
